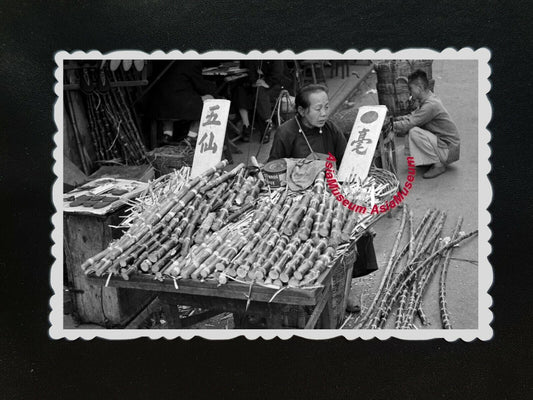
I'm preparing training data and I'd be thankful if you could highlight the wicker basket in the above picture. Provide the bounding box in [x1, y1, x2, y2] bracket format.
[147, 145, 194, 177]
[368, 166, 400, 199]
[375, 60, 435, 117]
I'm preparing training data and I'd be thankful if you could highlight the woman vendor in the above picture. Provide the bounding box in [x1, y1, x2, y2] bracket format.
[268, 84, 377, 315]
[268, 84, 347, 166]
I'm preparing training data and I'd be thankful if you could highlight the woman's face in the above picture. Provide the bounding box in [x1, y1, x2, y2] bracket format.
[299, 91, 329, 128]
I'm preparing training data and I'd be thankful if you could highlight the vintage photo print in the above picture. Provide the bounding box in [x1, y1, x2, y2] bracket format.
[50, 48, 491, 340]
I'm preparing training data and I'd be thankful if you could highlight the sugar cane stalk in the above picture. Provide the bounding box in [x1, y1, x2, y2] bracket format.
[439, 217, 463, 329]
[355, 204, 408, 329]
[371, 230, 477, 329]
[293, 238, 328, 281]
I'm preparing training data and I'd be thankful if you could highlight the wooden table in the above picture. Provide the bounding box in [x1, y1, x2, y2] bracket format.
[86, 246, 356, 329]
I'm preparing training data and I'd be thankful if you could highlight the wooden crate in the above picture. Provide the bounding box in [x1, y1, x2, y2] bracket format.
[64, 210, 155, 327]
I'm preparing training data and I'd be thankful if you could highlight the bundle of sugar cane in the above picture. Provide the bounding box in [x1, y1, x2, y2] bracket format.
[84, 84, 148, 165]
[398, 212, 449, 328]
[373, 229, 476, 330]
[223, 168, 392, 287]
[82, 160, 229, 275]
[83, 161, 396, 290]
[353, 207, 477, 330]
[368, 209, 443, 328]
[150, 180, 258, 280]
[84, 161, 282, 286]
[242, 172, 390, 287]
[119, 167, 191, 228]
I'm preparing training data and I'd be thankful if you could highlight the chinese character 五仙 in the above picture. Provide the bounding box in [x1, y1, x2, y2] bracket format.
[202, 105, 221, 126]
[198, 131, 218, 154]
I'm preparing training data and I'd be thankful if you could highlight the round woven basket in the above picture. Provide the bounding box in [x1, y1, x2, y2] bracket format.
[368, 166, 400, 201]
[148, 144, 194, 177]
[375, 60, 435, 117]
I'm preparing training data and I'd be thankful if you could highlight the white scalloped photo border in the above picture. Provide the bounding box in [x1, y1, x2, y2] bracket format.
[50, 48, 492, 341]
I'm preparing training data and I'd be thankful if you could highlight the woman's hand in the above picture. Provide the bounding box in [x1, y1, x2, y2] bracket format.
[201, 94, 214, 101]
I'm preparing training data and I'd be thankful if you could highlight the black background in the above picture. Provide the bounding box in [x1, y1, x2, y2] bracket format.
[1, 1, 532, 399]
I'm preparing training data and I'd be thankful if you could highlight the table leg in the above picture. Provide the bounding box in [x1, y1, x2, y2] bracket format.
[304, 284, 332, 329]
[318, 297, 336, 329]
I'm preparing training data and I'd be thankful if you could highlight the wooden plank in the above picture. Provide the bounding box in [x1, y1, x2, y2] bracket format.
[64, 211, 155, 326]
[89, 164, 155, 183]
[64, 155, 88, 188]
[158, 292, 287, 318]
[305, 284, 332, 329]
[64, 80, 149, 91]
[339, 262, 354, 327]
[338, 105, 387, 182]
[87, 274, 320, 306]
[65, 70, 96, 174]
[64, 104, 83, 172]
[125, 296, 162, 329]
[319, 283, 337, 329]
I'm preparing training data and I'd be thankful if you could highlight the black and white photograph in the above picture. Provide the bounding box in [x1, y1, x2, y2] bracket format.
[51, 49, 491, 340]
[4, 1, 533, 398]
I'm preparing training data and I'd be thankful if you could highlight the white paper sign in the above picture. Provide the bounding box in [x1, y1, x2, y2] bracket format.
[190, 99, 231, 178]
[337, 105, 387, 182]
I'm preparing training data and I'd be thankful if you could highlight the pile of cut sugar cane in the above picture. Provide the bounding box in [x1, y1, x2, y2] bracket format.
[82, 159, 398, 289]
[354, 206, 478, 329]
[119, 167, 191, 228]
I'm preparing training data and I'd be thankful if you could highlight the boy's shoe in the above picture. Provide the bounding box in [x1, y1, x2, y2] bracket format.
[423, 163, 446, 179]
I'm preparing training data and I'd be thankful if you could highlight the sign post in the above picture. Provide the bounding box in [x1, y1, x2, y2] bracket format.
[190, 99, 231, 178]
[338, 105, 387, 182]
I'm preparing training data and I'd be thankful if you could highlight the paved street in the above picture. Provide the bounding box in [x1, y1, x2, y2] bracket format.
[344, 60, 479, 329]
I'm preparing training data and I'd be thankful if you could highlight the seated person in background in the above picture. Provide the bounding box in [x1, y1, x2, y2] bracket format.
[268, 84, 347, 166]
[149, 60, 215, 141]
[233, 60, 293, 143]
[393, 69, 460, 179]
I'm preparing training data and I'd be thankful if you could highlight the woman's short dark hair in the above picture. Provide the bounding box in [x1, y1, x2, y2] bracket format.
[295, 84, 328, 110]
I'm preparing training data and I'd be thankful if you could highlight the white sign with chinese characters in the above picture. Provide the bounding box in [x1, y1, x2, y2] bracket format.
[190, 99, 231, 178]
[337, 105, 387, 182]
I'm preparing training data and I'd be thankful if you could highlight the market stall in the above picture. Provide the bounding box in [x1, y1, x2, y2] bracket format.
[67, 58, 478, 330]
[75, 153, 399, 329]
